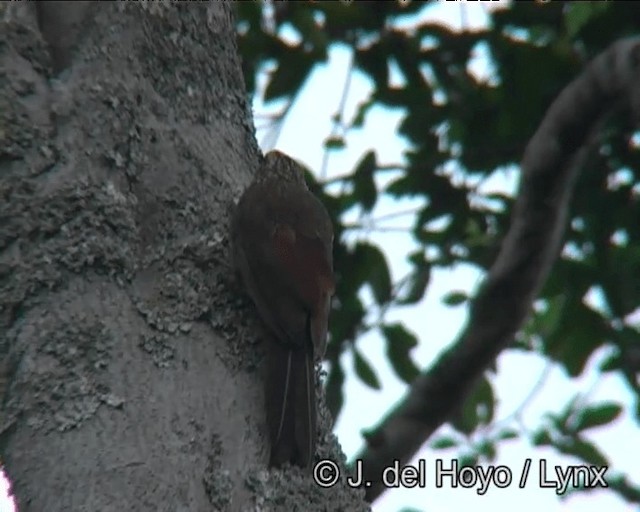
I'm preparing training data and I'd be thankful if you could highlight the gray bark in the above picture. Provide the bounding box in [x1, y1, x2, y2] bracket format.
[0, 3, 365, 511]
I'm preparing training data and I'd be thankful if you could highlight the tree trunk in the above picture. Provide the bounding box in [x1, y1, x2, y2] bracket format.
[0, 3, 365, 511]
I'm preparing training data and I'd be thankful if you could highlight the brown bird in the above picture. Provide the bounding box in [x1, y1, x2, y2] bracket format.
[232, 150, 335, 469]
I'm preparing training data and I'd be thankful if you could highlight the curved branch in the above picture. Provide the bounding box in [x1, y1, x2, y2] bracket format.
[352, 37, 640, 503]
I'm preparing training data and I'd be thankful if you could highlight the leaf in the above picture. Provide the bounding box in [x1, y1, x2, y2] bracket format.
[442, 290, 468, 306]
[354, 243, 392, 305]
[288, 7, 328, 52]
[398, 251, 431, 305]
[457, 454, 479, 473]
[476, 438, 497, 461]
[497, 428, 519, 441]
[351, 150, 378, 211]
[264, 45, 317, 101]
[557, 437, 609, 468]
[382, 323, 420, 383]
[325, 359, 345, 420]
[351, 99, 374, 128]
[598, 349, 620, 372]
[544, 301, 608, 376]
[354, 40, 389, 90]
[430, 436, 458, 450]
[552, 394, 581, 430]
[602, 246, 640, 317]
[530, 295, 566, 339]
[531, 429, 552, 447]
[338, 246, 370, 295]
[353, 348, 381, 390]
[324, 136, 346, 150]
[452, 376, 494, 434]
[328, 292, 365, 346]
[565, 3, 611, 38]
[573, 402, 622, 432]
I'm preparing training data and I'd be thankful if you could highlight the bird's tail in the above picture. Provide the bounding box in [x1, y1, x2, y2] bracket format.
[266, 339, 316, 470]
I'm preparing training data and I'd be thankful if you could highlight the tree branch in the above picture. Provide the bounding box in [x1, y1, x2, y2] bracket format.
[353, 36, 640, 503]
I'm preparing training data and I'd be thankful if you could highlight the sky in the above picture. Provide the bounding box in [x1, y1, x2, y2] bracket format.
[254, 2, 639, 512]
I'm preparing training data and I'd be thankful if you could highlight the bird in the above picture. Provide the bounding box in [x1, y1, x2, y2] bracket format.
[231, 150, 335, 470]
